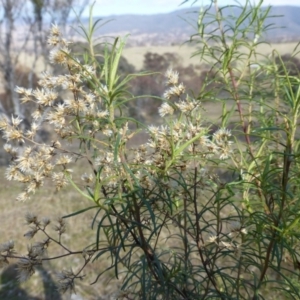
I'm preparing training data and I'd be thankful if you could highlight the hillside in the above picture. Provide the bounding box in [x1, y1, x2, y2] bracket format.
[85, 5, 300, 46]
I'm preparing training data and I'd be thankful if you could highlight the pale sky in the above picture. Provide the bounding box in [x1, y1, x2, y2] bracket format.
[83, 0, 300, 17]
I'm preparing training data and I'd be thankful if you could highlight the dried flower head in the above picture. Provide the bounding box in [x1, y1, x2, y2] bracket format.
[0, 240, 14, 253]
[49, 47, 70, 65]
[56, 269, 76, 294]
[81, 173, 94, 184]
[158, 103, 174, 117]
[39, 218, 50, 230]
[50, 23, 60, 37]
[53, 217, 67, 235]
[24, 226, 39, 239]
[165, 68, 179, 86]
[25, 212, 39, 225]
[208, 235, 218, 244]
[17, 257, 38, 282]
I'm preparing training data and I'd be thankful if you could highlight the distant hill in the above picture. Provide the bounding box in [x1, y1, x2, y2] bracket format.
[82, 5, 300, 46]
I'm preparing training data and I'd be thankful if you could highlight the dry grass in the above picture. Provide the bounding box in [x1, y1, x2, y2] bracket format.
[122, 42, 300, 70]
[0, 166, 123, 299]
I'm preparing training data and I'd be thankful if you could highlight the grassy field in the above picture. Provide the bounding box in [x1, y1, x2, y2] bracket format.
[11, 42, 300, 78]
[122, 42, 300, 70]
[0, 167, 122, 300]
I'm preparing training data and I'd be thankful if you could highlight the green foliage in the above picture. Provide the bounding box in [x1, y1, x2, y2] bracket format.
[1, 1, 300, 299]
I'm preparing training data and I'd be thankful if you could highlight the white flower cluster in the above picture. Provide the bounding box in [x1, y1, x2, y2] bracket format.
[158, 68, 186, 117]
[0, 24, 113, 201]
[124, 70, 234, 195]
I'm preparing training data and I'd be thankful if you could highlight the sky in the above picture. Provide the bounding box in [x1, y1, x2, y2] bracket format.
[82, 0, 300, 17]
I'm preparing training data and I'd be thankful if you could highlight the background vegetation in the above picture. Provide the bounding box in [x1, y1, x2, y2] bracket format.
[0, 0, 300, 299]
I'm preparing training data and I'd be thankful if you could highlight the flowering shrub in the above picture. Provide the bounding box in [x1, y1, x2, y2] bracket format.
[1, 1, 300, 299]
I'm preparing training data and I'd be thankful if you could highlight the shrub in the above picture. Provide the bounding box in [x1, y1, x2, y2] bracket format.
[1, 1, 300, 299]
